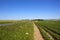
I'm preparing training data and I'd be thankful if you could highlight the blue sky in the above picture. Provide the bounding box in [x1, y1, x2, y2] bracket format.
[0, 0, 60, 20]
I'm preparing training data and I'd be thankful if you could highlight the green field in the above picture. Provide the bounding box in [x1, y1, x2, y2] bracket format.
[34, 20, 60, 40]
[0, 20, 60, 40]
[0, 20, 33, 40]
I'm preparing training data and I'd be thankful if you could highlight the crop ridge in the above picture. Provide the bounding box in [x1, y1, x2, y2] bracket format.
[41, 27, 55, 40]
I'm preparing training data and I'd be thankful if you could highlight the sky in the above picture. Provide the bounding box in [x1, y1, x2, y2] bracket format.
[0, 0, 60, 20]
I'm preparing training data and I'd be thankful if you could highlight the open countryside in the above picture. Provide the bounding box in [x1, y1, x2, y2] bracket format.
[0, 20, 60, 40]
[0, 0, 60, 40]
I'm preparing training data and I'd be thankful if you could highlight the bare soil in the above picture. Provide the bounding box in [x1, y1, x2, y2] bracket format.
[33, 23, 44, 40]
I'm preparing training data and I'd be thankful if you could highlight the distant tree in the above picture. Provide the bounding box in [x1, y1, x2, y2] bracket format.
[32, 19, 44, 21]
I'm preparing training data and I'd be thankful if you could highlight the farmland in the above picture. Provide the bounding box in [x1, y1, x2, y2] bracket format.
[0, 20, 60, 40]
[34, 20, 60, 40]
[0, 20, 33, 40]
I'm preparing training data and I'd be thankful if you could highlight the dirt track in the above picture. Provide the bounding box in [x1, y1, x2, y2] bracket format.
[33, 23, 44, 40]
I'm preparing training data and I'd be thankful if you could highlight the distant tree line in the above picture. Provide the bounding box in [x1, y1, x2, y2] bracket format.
[32, 19, 44, 21]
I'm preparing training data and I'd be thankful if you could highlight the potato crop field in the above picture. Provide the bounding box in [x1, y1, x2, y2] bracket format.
[35, 20, 60, 40]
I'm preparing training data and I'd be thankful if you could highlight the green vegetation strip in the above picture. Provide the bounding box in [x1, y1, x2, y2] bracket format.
[37, 21, 60, 35]
[41, 26, 60, 40]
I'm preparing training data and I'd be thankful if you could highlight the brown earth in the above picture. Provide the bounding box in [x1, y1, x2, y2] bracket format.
[33, 23, 44, 40]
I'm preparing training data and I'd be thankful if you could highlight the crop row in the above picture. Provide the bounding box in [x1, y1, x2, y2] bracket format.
[35, 21, 60, 40]
[36, 24, 51, 40]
